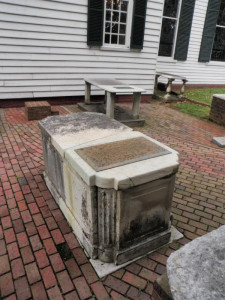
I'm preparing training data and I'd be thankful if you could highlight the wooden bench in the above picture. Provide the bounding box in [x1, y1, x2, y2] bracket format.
[155, 72, 188, 101]
[25, 101, 58, 121]
[84, 78, 146, 119]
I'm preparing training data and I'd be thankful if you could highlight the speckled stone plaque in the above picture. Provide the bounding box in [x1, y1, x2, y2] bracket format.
[76, 137, 171, 171]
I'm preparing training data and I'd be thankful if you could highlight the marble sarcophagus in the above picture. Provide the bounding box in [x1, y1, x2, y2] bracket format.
[39, 113, 179, 265]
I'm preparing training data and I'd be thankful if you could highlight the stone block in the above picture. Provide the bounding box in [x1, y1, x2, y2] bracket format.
[212, 137, 225, 148]
[25, 101, 51, 121]
[209, 95, 225, 126]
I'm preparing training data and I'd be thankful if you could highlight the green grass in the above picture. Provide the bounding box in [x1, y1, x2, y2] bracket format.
[170, 88, 225, 119]
[184, 88, 225, 105]
[171, 102, 210, 119]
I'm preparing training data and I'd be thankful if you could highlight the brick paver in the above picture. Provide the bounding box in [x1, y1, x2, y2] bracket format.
[0, 103, 224, 299]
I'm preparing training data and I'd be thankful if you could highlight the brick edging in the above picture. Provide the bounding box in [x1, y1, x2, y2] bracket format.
[0, 94, 152, 108]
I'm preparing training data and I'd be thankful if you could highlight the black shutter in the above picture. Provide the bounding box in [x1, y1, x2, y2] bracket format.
[130, 0, 148, 49]
[174, 0, 196, 61]
[87, 0, 104, 46]
[198, 0, 221, 62]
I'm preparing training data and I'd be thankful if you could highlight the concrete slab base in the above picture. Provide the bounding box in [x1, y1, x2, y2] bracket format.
[212, 137, 225, 148]
[77, 102, 145, 127]
[90, 226, 183, 278]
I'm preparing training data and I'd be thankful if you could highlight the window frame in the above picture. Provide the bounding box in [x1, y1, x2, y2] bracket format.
[211, 6, 225, 62]
[102, 0, 134, 49]
[158, 0, 182, 58]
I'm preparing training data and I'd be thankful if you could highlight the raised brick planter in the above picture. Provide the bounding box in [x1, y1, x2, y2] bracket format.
[209, 95, 225, 126]
[25, 101, 59, 121]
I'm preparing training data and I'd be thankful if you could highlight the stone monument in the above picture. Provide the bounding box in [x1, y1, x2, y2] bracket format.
[39, 113, 179, 265]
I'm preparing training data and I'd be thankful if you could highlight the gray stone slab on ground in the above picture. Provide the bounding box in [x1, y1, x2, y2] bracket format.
[167, 225, 225, 300]
[212, 137, 225, 148]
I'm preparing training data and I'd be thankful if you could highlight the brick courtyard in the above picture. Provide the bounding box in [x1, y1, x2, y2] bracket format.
[0, 101, 225, 299]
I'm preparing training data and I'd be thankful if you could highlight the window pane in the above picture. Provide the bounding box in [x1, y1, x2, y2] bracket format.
[211, 27, 225, 61]
[106, 11, 111, 21]
[158, 18, 176, 56]
[163, 0, 179, 18]
[111, 35, 118, 44]
[105, 22, 111, 33]
[121, 0, 128, 12]
[106, 0, 112, 9]
[112, 23, 118, 34]
[120, 24, 126, 34]
[217, 0, 225, 26]
[119, 35, 125, 45]
[120, 13, 127, 23]
[112, 11, 119, 22]
[113, 0, 120, 10]
[105, 34, 110, 44]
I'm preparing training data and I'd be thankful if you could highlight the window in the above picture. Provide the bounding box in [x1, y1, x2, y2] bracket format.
[211, 0, 225, 61]
[158, 0, 181, 57]
[87, 0, 147, 50]
[103, 0, 133, 47]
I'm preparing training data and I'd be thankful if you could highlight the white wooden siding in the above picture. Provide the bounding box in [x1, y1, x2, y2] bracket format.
[157, 0, 225, 85]
[0, 0, 164, 100]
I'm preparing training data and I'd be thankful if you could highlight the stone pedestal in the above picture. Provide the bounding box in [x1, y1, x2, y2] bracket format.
[210, 95, 225, 126]
[39, 113, 179, 265]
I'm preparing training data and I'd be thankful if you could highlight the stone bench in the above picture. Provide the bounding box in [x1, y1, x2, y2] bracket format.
[155, 72, 188, 102]
[25, 101, 59, 121]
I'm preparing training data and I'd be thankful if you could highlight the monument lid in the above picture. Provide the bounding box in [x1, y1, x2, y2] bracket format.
[39, 112, 132, 157]
[65, 132, 179, 190]
[76, 137, 171, 171]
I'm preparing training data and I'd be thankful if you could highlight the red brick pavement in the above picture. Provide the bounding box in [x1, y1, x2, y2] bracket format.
[0, 102, 225, 299]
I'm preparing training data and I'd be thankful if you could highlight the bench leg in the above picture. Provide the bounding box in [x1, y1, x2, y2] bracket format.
[106, 92, 115, 118]
[132, 92, 141, 119]
[104, 91, 107, 104]
[164, 79, 174, 101]
[154, 75, 160, 93]
[179, 79, 187, 98]
[85, 82, 91, 104]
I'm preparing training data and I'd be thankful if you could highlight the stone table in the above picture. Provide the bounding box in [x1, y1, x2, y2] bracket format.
[83, 78, 146, 119]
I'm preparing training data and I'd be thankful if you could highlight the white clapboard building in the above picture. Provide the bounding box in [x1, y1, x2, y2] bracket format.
[0, 0, 225, 101]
